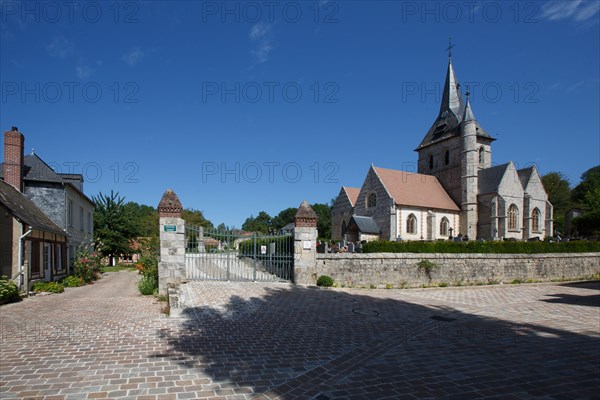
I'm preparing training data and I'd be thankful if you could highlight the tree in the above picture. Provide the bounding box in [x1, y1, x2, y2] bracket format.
[181, 209, 213, 229]
[541, 172, 572, 233]
[312, 203, 332, 240]
[272, 207, 298, 229]
[93, 191, 139, 266]
[242, 211, 272, 233]
[572, 166, 600, 236]
[572, 166, 600, 206]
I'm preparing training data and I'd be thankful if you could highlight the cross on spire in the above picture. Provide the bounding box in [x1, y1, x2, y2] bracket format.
[446, 36, 454, 60]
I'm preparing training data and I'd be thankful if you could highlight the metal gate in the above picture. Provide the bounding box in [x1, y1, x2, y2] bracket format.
[185, 225, 294, 282]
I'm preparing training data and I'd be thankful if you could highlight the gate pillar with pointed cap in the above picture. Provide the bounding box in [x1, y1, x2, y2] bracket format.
[294, 200, 318, 285]
[158, 189, 186, 295]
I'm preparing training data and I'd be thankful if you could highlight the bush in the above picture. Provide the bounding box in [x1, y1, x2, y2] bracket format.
[138, 275, 158, 295]
[0, 276, 20, 304]
[62, 275, 84, 287]
[362, 240, 600, 254]
[317, 275, 334, 287]
[417, 259, 439, 281]
[32, 281, 64, 293]
[73, 250, 103, 283]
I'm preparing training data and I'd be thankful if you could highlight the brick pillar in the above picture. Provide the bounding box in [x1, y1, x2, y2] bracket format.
[3, 127, 24, 192]
[294, 200, 318, 285]
[158, 189, 185, 295]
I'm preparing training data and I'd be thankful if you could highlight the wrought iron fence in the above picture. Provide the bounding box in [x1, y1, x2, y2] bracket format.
[185, 225, 293, 282]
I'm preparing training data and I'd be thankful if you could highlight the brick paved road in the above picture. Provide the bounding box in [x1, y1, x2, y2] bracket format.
[1, 271, 599, 399]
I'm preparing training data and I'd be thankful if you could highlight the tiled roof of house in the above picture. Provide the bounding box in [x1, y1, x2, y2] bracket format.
[0, 180, 66, 236]
[373, 166, 460, 211]
[343, 187, 360, 207]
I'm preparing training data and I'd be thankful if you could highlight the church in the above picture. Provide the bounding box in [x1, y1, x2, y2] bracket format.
[332, 54, 553, 242]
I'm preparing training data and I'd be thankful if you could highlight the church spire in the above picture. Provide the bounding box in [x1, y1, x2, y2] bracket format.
[463, 88, 476, 122]
[439, 58, 465, 121]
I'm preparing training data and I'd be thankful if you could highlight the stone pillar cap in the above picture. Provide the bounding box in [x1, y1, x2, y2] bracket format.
[158, 189, 183, 218]
[295, 200, 317, 219]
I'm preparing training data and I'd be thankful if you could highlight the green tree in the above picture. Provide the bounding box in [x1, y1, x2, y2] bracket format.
[572, 166, 600, 236]
[541, 172, 572, 233]
[242, 211, 272, 233]
[181, 208, 213, 229]
[93, 191, 139, 266]
[272, 207, 298, 229]
[312, 203, 332, 240]
[572, 166, 600, 206]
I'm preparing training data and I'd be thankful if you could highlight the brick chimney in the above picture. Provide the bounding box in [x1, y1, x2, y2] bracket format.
[3, 127, 24, 192]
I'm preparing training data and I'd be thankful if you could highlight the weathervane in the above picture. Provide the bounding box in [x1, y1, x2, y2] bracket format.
[446, 36, 454, 60]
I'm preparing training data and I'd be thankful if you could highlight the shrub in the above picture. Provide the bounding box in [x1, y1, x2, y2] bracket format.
[0, 276, 20, 304]
[362, 240, 600, 254]
[62, 276, 84, 287]
[417, 259, 439, 281]
[136, 255, 159, 295]
[73, 250, 103, 283]
[138, 275, 157, 295]
[316, 275, 334, 287]
[32, 281, 64, 293]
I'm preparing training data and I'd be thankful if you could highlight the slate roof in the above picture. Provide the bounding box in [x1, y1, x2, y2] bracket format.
[0, 180, 67, 236]
[343, 187, 360, 207]
[373, 166, 460, 211]
[349, 215, 380, 234]
[517, 166, 535, 190]
[478, 163, 511, 195]
[1, 153, 94, 206]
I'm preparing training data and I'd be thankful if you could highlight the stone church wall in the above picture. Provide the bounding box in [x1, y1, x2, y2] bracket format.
[331, 190, 355, 240]
[316, 253, 600, 288]
[353, 168, 393, 240]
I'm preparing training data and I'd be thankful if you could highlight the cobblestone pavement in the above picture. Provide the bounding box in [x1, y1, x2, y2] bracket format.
[1, 271, 599, 400]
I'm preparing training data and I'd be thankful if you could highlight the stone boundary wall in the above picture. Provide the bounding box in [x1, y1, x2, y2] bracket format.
[316, 253, 600, 288]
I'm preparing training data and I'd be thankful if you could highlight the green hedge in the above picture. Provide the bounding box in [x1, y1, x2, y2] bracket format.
[362, 240, 600, 254]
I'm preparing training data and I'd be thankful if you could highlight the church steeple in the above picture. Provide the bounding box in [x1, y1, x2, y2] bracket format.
[439, 59, 465, 121]
[463, 88, 476, 123]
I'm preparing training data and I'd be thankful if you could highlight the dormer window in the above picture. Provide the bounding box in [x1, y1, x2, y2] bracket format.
[433, 123, 447, 134]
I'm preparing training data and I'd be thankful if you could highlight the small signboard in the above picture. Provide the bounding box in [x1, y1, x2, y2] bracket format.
[303, 241, 312, 250]
[164, 225, 177, 232]
[261, 245, 267, 255]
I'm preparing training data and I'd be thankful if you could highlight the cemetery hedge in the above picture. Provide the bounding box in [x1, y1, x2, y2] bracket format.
[362, 240, 600, 254]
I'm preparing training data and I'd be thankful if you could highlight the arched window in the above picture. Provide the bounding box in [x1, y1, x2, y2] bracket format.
[440, 217, 449, 236]
[507, 204, 519, 230]
[341, 220, 347, 235]
[444, 150, 450, 165]
[366, 192, 377, 208]
[532, 208, 541, 232]
[429, 155, 434, 170]
[406, 214, 417, 234]
[479, 147, 485, 165]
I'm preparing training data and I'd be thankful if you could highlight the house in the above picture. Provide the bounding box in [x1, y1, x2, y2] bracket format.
[1, 127, 94, 271]
[332, 53, 553, 242]
[0, 180, 68, 290]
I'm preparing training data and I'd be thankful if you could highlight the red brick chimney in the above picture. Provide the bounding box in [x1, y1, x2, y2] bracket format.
[3, 127, 24, 192]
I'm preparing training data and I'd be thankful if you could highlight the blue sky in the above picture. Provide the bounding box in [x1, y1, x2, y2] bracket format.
[1, 0, 599, 227]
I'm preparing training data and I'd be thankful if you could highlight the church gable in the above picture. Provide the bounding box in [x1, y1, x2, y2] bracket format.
[496, 162, 525, 199]
[331, 187, 360, 240]
[518, 166, 548, 202]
